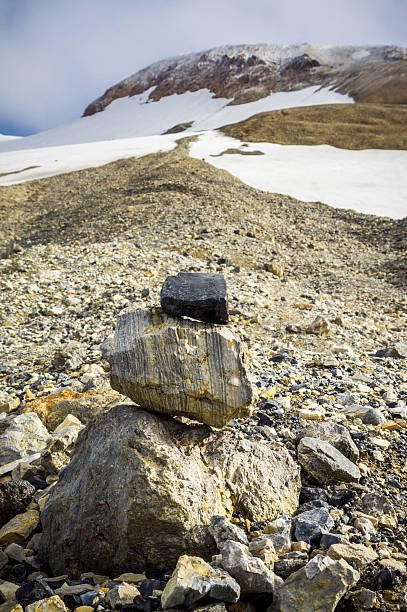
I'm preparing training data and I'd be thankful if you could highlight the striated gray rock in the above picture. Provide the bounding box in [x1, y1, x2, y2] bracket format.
[297, 421, 359, 463]
[220, 540, 282, 598]
[0, 413, 50, 466]
[297, 437, 360, 484]
[161, 555, 239, 609]
[39, 405, 301, 575]
[269, 554, 359, 612]
[102, 308, 255, 428]
[160, 272, 228, 324]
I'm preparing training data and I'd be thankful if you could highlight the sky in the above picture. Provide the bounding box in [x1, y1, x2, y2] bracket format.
[1, 0, 406, 136]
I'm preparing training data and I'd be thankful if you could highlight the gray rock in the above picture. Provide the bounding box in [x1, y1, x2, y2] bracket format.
[293, 508, 334, 544]
[394, 340, 407, 358]
[220, 540, 281, 598]
[264, 516, 292, 553]
[297, 437, 360, 484]
[106, 583, 140, 608]
[361, 408, 386, 425]
[0, 414, 50, 466]
[160, 272, 228, 324]
[248, 536, 276, 569]
[208, 516, 248, 550]
[320, 532, 349, 549]
[161, 555, 240, 609]
[346, 588, 376, 610]
[102, 308, 255, 428]
[297, 422, 359, 462]
[0, 549, 8, 571]
[360, 493, 397, 528]
[269, 554, 359, 612]
[0, 480, 35, 527]
[274, 555, 308, 580]
[39, 405, 300, 575]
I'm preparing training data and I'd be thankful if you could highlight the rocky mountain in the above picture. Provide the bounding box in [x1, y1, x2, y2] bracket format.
[83, 43, 407, 116]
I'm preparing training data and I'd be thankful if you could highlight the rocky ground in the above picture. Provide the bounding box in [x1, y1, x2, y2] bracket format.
[0, 140, 407, 611]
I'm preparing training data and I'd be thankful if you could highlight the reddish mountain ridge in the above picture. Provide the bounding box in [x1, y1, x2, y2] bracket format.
[83, 42, 407, 116]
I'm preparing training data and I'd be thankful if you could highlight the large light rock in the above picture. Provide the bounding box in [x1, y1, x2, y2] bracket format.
[297, 437, 360, 484]
[161, 555, 240, 609]
[269, 554, 359, 612]
[0, 413, 50, 466]
[39, 405, 300, 575]
[326, 542, 378, 569]
[102, 308, 255, 428]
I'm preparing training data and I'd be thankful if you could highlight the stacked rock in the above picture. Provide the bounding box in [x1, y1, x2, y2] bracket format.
[102, 272, 255, 428]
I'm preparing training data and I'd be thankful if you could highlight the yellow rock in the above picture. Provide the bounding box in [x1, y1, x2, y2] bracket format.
[0, 604, 23, 612]
[114, 573, 146, 584]
[25, 596, 68, 612]
[74, 608, 94, 612]
[0, 510, 39, 546]
[0, 581, 19, 602]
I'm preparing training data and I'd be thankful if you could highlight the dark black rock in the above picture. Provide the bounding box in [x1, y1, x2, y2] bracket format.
[16, 580, 53, 607]
[160, 273, 228, 324]
[138, 579, 167, 597]
[132, 596, 161, 612]
[0, 480, 35, 527]
[330, 489, 358, 508]
[299, 486, 331, 505]
[374, 567, 400, 590]
[320, 532, 349, 549]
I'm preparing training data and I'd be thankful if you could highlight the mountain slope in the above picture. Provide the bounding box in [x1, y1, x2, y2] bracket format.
[83, 43, 407, 116]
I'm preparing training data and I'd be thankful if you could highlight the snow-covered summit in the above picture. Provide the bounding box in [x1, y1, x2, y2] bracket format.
[83, 42, 407, 116]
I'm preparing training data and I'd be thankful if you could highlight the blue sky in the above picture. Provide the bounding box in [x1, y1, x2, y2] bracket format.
[1, 0, 406, 136]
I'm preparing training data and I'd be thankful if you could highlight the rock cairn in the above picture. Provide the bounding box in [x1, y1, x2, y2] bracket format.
[1, 270, 406, 612]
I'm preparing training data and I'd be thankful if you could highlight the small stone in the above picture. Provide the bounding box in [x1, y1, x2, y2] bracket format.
[106, 583, 140, 608]
[306, 316, 329, 336]
[264, 516, 292, 553]
[25, 596, 68, 612]
[293, 508, 334, 544]
[220, 540, 281, 598]
[360, 493, 397, 528]
[297, 421, 359, 463]
[271, 554, 359, 612]
[0, 604, 23, 612]
[209, 516, 248, 550]
[347, 588, 376, 610]
[0, 395, 20, 415]
[114, 573, 146, 584]
[53, 415, 82, 433]
[0, 581, 19, 602]
[320, 533, 349, 549]
[4, 543, 25, 563]
[0, 480, 35, 527]
[291, 541, 310, 554]
[354, 517, 376, 537]
[248, 537, 277, 569]
[327, 542, 378, 569]
[264, 264, 284, 278]
[0, 509, 39, 546]
[361, 408, 386, 425]
[15, 581, 52, 607]
[73, 608, 93, 612]
[394, 340, 407, 358]
[160, 273, 228, 324]
[297, 437, 360, 484]
[0, 414, 51, 465]
[161, 555, 240, 609]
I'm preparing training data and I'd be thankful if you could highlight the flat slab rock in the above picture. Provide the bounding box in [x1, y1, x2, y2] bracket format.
[160, 273, 228, 324]
[102, 308, 254, 428]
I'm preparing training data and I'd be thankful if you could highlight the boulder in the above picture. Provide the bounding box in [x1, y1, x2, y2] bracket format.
[269, 554, 359, 612]
[161, 555, 239, 609]
[102, 308, 254, 428]
[160, 272, 228, 324]
[39, 405, 300, 575]
[220, 540, 281, 598]
[297, 437, 360, 484]
[0, 414, 50, 466]
[297, 421, 359, 463]
[0, 481, 35, 527]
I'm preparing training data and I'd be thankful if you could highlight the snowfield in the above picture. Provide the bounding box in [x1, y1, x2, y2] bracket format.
[0, 86, 406, 219]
